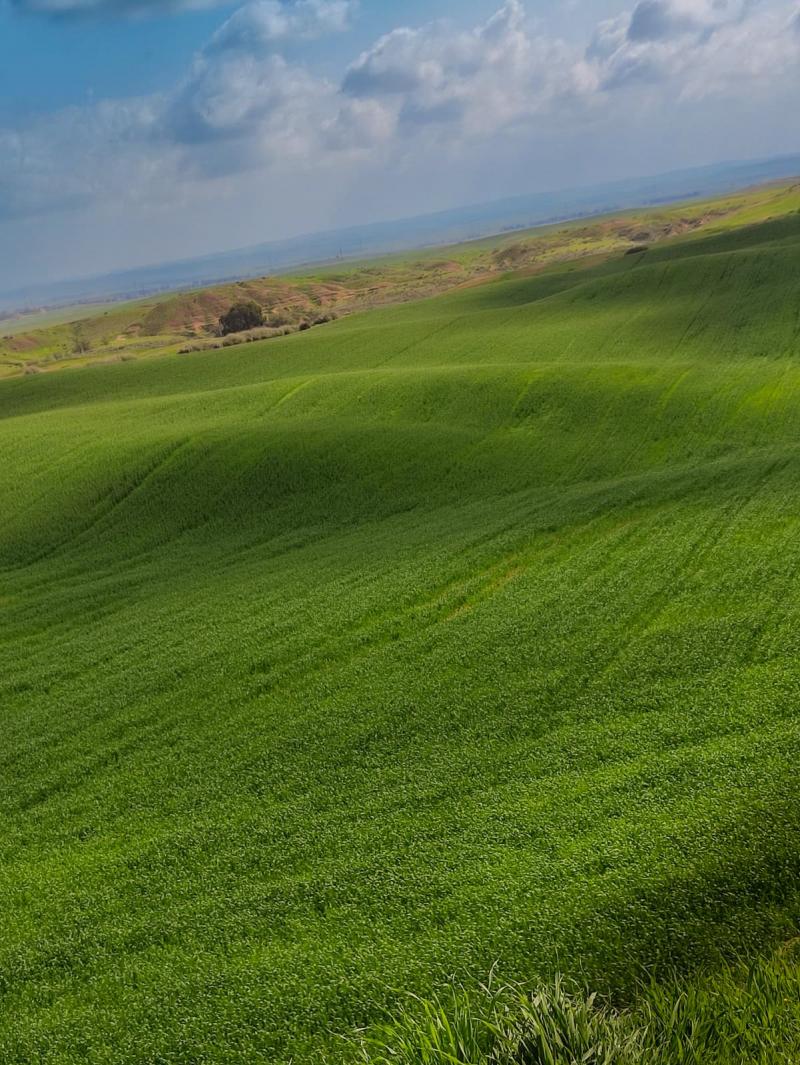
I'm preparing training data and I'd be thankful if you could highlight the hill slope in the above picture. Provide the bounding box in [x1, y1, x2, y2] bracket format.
[2, 179, 799, 380]
[2, 213, 800, 1061]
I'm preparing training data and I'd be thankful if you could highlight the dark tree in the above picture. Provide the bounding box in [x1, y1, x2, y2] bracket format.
[219, 301, 265, 336]
[71, 323, 91, 354]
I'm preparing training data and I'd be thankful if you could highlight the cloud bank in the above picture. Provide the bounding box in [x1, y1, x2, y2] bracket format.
[1, 0, 798, 227]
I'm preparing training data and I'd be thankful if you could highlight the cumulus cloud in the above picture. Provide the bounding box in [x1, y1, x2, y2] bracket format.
[166, 0, 586, 174]
[588, 0, 800, 93]
[341, 0, 587, 138]
[0, 1, 358, 215]
[0, 0, 798, 223]
[161, 2, 355, 171]
[205, 0, 354, 48]
[164, 52, 333, 170]
[626, 0, 748, 41]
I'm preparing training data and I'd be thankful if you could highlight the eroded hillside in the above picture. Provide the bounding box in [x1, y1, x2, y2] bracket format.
[2, 179, 798, 378]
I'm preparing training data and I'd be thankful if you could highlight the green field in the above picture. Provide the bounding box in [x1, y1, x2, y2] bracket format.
[3, 180, 799, 380]
[2, 206, 800, 1061]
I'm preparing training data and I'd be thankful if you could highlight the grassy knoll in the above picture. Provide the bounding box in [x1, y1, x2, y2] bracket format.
[1, 207, 800, 1061]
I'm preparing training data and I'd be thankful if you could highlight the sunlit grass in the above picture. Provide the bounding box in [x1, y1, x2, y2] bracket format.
[352, 948, 800, 1065]
[1, 210, 800, 1061]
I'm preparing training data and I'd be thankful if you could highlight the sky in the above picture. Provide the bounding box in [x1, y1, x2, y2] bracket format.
[0, 0, 798, 291]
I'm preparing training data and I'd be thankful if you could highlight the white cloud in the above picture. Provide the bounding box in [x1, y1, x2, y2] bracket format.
[342, 1, 585, 137]
[205, 0, 354, 49]
[164, 52, 332, 155]
[0, 0, 797, 226]
[626, 0, 748, 41]
[587, 0, 800, 95]
[160, 2, 355, 172]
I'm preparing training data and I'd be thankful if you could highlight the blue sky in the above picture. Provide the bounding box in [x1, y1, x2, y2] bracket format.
[0, 2, 620, 119]
[0, 0, 798, 291]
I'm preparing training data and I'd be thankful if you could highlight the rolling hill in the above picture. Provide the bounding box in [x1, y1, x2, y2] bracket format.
[3, 179, 800, 382]
[1, 202, 800, 1061]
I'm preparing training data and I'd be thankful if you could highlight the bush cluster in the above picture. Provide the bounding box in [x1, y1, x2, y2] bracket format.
[180, 312, 338, 353]
[219, 301, 265, 336]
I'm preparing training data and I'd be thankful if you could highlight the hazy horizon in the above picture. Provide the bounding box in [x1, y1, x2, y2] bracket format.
[1, 0, 799, 291]
[2, 149, 800, 314]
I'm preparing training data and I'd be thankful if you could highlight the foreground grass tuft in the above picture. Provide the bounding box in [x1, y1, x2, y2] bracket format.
[352, 949, 800, 1064]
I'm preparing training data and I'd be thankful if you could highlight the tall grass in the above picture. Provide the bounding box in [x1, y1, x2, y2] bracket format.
[352, 948, 800, 1064]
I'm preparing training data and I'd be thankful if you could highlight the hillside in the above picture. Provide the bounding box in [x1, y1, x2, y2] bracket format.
[3, 151, 798, 314]
[2, 205, 800, 1061]
[2, 179, 799, 380]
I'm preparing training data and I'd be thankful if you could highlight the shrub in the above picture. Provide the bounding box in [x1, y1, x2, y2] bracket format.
[219, 301, 265, 336]
[71, 324, 91, 353]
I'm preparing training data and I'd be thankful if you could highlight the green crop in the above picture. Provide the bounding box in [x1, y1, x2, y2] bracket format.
[2, 212, 800, 1062]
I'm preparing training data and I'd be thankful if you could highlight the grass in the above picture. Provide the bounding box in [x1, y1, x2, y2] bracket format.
[2, 178, 798, 378]
[1, 200, 800, 1061]
[352, 948, 800, 1064]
